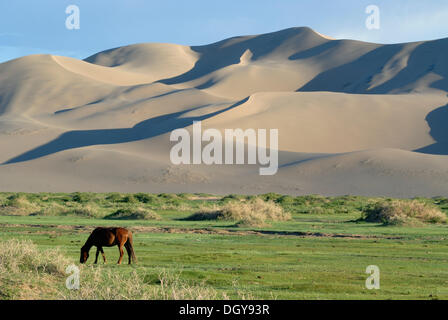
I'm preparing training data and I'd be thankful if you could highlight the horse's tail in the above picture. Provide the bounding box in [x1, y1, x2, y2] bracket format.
[126, 232, 137, 264]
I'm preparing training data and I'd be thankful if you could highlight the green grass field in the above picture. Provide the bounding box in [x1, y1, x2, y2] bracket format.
[1, 192, 448, 300]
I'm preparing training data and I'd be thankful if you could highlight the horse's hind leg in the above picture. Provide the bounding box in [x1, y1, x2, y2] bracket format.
[124, 242, 132, 264]
[117, 244, 124, 265]
[94, 247, 100, 264]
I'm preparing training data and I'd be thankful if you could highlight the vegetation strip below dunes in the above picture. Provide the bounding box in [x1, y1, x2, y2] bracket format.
[0, 223, 404, 240]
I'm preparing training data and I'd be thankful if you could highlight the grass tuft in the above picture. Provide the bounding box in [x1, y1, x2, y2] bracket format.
[186, 198, 291, 227]
[104, 208, 161, 220]
[362, 200, 447, 226]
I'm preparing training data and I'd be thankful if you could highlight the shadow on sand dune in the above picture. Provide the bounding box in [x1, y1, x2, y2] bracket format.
[158, 27, 322, 87]
[297, 38, 448, 94]
[3, 98, 248, 165]
[415, 102, 448, 155]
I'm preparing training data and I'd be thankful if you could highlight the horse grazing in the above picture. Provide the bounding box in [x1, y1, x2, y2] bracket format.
[80, 227, 137, 265]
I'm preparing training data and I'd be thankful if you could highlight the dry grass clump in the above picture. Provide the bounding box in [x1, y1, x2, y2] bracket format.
[104, 207, 160, 220]
[32, 202, 69, 216]
[154, 270, 228, 300]
[0, 239, 70, 299]
[221, 198, 290, 227]
[183, 204, 222, 221]
[68, 204, 101, 218]
[362, 200, 447, 226]
[187, 198, 291, 227]
[0, 195, 40, 216]
[0, 239, 69, 275]
[63, 268, 231, 300]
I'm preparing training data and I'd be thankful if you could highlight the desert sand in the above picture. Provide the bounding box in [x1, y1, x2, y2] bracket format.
[0, 27, 447, 197]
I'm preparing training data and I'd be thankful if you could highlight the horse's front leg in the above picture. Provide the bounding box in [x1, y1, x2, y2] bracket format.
[117, 245, 124, 265]
[100, 247, 106, 264]
[94, 247, 100, 264]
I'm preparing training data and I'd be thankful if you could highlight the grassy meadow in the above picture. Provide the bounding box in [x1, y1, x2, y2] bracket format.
[1, 192, 448, 300]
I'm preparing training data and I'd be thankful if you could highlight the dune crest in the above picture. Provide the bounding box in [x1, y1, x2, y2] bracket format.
[85, 43, 199, 80]
[52, 55, 155, 86]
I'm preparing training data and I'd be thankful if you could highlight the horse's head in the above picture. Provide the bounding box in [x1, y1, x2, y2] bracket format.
[80, 246, 89, 264]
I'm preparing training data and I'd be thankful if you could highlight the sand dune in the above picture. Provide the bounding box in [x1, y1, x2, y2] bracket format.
[0, 27, 447, 196]
[202, 91, 446, 153]
[85, 43, 199, 81]
[52, 55, 155, 86]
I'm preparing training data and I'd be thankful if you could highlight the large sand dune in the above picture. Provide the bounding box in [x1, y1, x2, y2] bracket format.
[0, 27, 447, 196]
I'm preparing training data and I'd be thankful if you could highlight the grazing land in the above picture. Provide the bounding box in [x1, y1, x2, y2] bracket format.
[1, 192, 448, 300]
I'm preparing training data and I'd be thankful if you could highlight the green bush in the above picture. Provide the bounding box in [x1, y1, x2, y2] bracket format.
[121, 194, 137, 203]
[362, 200, 447, 226]
[186, 199, 291, 227]
[104, 208, 160, 220]
[135, 193, 157, 204]
[71, 192, 93, 203]
[105, 192, 123, 202]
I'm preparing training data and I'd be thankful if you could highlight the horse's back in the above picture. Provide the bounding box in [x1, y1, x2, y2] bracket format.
[91, 227, 131, 246]
[90, 227, 117, 246]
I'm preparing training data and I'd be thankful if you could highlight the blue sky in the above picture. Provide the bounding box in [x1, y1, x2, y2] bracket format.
[0, 0, 447, 63]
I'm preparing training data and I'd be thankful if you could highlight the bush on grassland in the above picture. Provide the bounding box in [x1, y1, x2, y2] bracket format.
[0, 239, 70, 299]
[362, 200, 447, 226]
[186, 198, 291, 227]
[68, 204, 101, 218]
[186, 209, 222, 221]
[0, 194, 40, 216]
[104, 208, 160, 220]
[105, 192, 123, 202]
[134, 193, 158, 204]
[30, 202, 69, 217]
[71, 192, 95, 203]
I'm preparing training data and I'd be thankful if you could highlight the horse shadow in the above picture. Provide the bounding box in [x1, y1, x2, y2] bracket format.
[3, 98, 248, 165]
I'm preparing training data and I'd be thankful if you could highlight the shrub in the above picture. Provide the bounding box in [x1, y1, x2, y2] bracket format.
[220, 194, 244, 202]
[31, 202, 69, 216]
[105, 192, 122, 202]
[68, 204, 101, 218]
[134, 193, 157, 204]
[71, 192, 93, 203]
[186, 198, 291, 227]
[362, 200, 447, 226]
[0, 239, 70, 299]
[0, 194, 40, 216]
[177, 193, 195, 199]
[184, 208, 222, 221]
[0, 239, 69, 275]
[259, 193, 283, 202]
[104, 208, 160, 220]
[158, 193, 179, 200]
[275, 195, 295, 205]
[121, 195, 137, 203]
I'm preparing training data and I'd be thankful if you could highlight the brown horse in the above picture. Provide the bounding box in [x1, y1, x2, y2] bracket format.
[80, 227, 137, 265]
